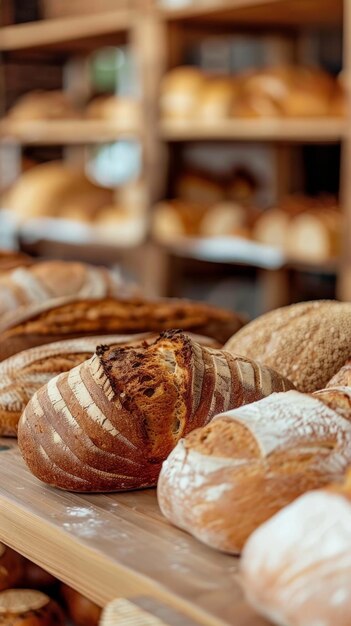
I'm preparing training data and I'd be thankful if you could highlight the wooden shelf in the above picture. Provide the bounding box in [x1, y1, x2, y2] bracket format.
[0, 119, 141, 145]
[0, 10, 131, 52]
[160, 118, 345, 143]
[161, 0, 342, 26]
[0, 445, 267, 626]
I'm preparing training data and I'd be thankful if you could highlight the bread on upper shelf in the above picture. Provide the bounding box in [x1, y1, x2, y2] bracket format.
[0, 260, 135, 321]
[160, 66, 205, 120]
[0, 331, 220, 437]
[85, 95, 140, 127]
[225, 300, 351, 392]
[0, 590, 64, 626]
[157, 374, 351, 554]
[18, 330, 293, 492]
[241, 469, 351, 626]
[5, 91, 81, 121]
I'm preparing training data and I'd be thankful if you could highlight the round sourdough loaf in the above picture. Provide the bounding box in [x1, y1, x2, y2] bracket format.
[225, 300, 351, 392]
[0, 544, 24, 590]
[157, 388, 351, 554]
[0, 590, 64, 626]
[241, 471, 351, 626]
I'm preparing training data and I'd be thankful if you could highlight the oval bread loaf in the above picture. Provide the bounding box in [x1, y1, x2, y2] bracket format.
[225, 300, 351, 392]
[158, 383, 351, 554]
[0, 296, 245, 360]
[18, 330, 293, 492]
[0, 332, 220, 437]
[241, 470, 351, 626]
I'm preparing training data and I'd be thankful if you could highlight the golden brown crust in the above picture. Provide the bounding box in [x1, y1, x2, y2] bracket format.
[60, 585, 101, 626]
[0, 296, 244, 360]
[0, 590, 64, 626]
[327, 359, 351, 387]
[225, 300, 351, 392]
[18, 330, 291, 492]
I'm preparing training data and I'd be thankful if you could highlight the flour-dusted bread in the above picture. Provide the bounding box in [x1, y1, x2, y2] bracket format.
[0, 260, 131, 320]
[241, 471, 351, 626]
[158, 385, 351, 554]
[0, 332, 219, 436]
[0, 296, 244, 360]
[225, 300, 351, 392]
[0, 590, 64, 626]
[0, 544, 24, 591]
[18, 330, 292, 492]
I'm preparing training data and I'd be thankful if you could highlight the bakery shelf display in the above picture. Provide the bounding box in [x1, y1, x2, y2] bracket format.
[0, 444, 266, 626]
[0, 120, 141, 145]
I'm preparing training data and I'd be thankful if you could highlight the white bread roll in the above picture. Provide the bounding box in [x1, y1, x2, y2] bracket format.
[241, 475, 351, 626]
[286, 210, 341, 262]
[95, 207, 146, 245]
[252, 208, 290, 248]
[199, 202, 248, 237]
[197, 78, 235, 122]
[7, 91, 80, 121]
[160, 67, 204, 120]
[152, 202, 186, 242]
[158, 388, 351, 554]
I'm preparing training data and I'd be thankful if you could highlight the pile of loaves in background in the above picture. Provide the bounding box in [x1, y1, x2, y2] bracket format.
[1, 162, 146, 246]
[153, 169, 342, 263]
[160, 64, 346, 121]
[0, 248, 351, 624]
[0, 542, 101, 626]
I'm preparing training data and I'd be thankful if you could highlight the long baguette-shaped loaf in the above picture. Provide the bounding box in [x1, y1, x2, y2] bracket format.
[158, 380, 351, 554]
[0, 296, 244, 360]
[0, 333, 156, 437]
[18, 330, 293, 492]
[0, 260, 132, 320]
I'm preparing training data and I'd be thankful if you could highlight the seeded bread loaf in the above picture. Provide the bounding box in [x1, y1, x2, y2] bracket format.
[0, 332, 219, 436]
[18, 330, 292, 492]
[0, 590, 64, 626]
[241, 470, 351, 626]
[0, 260, 131, 320]
[0, 296, 244, 360]
[158, 381, 351, 554]
[225, 300, 351, 392]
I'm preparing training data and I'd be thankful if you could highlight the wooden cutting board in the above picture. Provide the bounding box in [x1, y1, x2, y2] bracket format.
[0, 444, 270, 626]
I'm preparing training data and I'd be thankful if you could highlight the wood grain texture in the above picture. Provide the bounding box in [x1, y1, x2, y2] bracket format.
[0, 445, 269, 626]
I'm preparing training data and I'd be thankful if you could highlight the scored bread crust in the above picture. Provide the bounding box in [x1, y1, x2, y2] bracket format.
[157, 387, 351, 554]
[0, 296, 245, 360]
[225, 300, 351, 392]
[18, 330, 293, 492]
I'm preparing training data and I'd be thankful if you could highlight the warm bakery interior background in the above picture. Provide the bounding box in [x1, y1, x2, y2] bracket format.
[0, 0, 348, 319]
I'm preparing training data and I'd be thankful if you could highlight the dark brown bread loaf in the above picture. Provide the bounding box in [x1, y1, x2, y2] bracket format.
[0, 589, 64, 626]
[60, 584, 101, 626]
[225, 300, 351, 392]
[0, 544, 24, 590]
[0, 296, 244, 360]
[18, 330, 293, 492]
[158, 379, 351, 554]
[0, 332, 219, 437]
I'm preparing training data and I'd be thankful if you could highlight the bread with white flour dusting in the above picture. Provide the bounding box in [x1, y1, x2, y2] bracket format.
[158, 381, 351, 554]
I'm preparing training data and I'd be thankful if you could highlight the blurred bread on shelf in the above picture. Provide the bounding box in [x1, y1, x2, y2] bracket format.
[197, 78, 236, 122]
[85, 95, 140, 127]
[6, 91, 81, 121]
[286, 208, 341, 263]
[176, 171, 225, 205]
[160, 66, 205, 120]
[95, 206, 146, 246]
[252, 207, 290, 249]
[200, 202, 249, 237]
[152, 200, 207, 242]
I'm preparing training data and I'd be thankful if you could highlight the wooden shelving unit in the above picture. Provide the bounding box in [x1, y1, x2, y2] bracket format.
[0, 119, 141, 145]
[0, 444, 266, 626]
[160, 118, 345, 143]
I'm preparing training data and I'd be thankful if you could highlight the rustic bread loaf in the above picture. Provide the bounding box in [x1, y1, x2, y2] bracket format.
[0, 332, 219, 436]
[0, 590, 64, 626]
[0, 296, 244, 360]
[60, 584, 101, 626]
[7, 90, 80, 121]
[241, 470, 351, 626]
[0, 261, 130, 320]
[0, 544, 24, 591]
[158, 385, 351, 554]
[0, 250, 33, 275]
[225, 300, 351, 392]
[18, 330, 292, 492]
